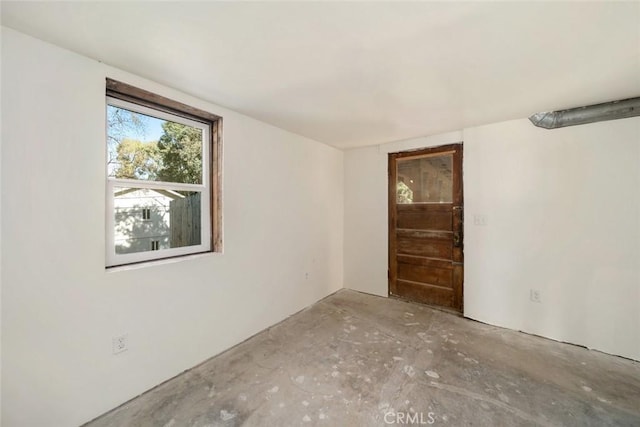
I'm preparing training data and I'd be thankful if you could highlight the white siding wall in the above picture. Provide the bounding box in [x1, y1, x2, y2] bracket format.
[113, 189, 173, 254]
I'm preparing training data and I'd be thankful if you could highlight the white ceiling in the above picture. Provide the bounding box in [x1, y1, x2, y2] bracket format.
[2, 2, 639, 149]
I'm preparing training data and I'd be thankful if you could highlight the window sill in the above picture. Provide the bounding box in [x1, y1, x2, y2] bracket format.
[106, 251, 219, 273]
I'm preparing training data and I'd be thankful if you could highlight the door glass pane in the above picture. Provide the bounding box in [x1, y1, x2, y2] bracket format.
[113, 187, 202, 254]
[397, 154, 453, 203]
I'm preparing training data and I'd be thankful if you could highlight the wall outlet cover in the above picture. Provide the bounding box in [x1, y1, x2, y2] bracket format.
[474, 214, 488, 226]
[112, 334, 129, 354]
[530, 289, 542, 303]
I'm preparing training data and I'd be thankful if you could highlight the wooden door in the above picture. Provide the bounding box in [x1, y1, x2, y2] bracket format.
[389, 144, 463, 312]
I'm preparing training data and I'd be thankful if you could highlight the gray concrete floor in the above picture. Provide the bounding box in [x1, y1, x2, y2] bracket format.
[86, 290, 640, 427]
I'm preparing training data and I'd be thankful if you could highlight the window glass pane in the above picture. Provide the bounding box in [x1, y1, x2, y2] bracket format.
[114, 187, 202, 255]
[397, 154, 453, 203]
[107, 105, 203, 184]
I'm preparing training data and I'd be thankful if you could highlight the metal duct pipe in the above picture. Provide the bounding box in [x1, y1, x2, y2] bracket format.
[529, 97, 640, 129]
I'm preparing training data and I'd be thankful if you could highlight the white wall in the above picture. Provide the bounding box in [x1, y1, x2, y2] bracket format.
[345, 119, 640, 361]
[463, 118, 639, 360]
[0, 26, 3, 423]
[1, 27, 343, 427]
[344, 131, 463, 297]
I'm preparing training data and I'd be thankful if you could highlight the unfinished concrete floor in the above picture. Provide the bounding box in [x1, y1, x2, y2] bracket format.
[86, 290, 640, 426]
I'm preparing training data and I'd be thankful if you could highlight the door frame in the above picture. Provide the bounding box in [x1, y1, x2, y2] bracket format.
[388, 143, 464, 312]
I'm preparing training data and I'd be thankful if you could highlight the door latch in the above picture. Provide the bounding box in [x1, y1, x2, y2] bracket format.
[453, 231, 462, 247]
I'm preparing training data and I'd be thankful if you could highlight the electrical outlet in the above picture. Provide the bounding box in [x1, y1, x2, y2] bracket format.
[530, 289, 542, 303]
[305, 272, 310, 280]
[112, 334, 129, 354]
[474, 214, 488, 226]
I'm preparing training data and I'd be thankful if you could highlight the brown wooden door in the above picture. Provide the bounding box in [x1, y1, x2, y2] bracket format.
[388, 144, 463, 312]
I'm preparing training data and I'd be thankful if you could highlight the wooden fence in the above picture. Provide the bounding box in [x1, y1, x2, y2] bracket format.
[170, 193, 201, 248]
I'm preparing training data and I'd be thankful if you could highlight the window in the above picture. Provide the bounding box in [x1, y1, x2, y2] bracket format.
[106, 79, 222, 267]
[142, 208, 151, 220]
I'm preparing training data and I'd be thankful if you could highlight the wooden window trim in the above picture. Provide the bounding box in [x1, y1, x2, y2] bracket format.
[106, 78, 223, 255]
[106, 79, 221, 123]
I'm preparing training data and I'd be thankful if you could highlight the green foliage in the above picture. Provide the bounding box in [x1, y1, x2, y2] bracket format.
[109, 105, 203, 184]
[397, 180, 413, 203]
[114, 139, 160, 180]
[156, 122, 203, 184]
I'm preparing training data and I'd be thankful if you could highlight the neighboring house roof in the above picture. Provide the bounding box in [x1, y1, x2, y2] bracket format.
[114, 187, 185, 200]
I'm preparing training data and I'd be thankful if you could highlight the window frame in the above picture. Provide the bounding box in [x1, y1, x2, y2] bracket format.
[105, 79, 222, 268]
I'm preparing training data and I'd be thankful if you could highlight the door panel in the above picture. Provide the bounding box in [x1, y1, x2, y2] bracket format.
[396, 255, 451, 269]
[397, 262, 453, 287]
[396, 235, 453, 259]
[389, 144, 463, 312]
[397, 206, 453, 231]
[396, 280, 454, 308]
